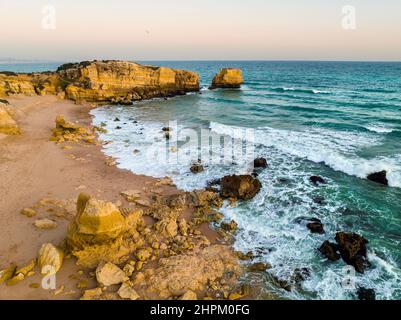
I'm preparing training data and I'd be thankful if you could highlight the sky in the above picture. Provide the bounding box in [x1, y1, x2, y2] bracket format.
[0, 0, 401, 61]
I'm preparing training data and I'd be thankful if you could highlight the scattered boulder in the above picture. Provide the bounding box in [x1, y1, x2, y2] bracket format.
[254, 158, 268, 169]
[210, 68, 244, 89]
[20, 208, 37, 218]
[0, 263, 17, 284]
[291, 268, 311, 285]
[50, 115, 95, 144]
[120, 190, 141, 202]
[180, 290, 198, 300]
[38, 243, 64, 275]
[96, 262, 128, 287]
[319, 241, 340, 261]
[310, 176, 326, 186]
[118, 282, 140, 300]
[220, 175, 262, 200]
[190, 163, 204, 174]
[367, 171, 388, 186]
[357, 287, 376, 300]
[220, 220, 238, 233]
[34, 219, 57, 230]
[162, 127, 172, 132]
[307, 219, 325, 234]
[335, 232, 369, 274]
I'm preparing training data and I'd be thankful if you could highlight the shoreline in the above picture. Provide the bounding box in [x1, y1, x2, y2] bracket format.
[0, 95, 248, 300]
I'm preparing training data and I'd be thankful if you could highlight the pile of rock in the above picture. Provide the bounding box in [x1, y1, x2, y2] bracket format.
[50, 115, 96, 144]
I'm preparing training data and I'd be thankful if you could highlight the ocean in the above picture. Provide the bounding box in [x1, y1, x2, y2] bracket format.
[2, 61, 401, 300]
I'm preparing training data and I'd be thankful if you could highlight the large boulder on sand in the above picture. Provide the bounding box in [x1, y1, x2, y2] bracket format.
[210, 68, 244, 89]
[220, 175, 262, 200]
[67, 193, 144, 268]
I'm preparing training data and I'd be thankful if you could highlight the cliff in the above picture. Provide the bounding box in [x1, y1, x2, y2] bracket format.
[210, 68, 244, 89]
[0, 61, 200, 104]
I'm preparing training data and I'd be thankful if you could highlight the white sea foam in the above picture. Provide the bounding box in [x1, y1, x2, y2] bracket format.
[365, 124, 394, 134]
[211, 122, 401, 188]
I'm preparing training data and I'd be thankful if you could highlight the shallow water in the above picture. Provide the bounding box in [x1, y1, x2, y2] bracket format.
[4, 61, 401, 299]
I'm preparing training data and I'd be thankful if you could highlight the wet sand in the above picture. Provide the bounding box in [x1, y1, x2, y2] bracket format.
[0, 95, 220, 300]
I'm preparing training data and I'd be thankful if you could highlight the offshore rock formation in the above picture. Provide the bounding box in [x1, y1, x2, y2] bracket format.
[0, 60, 200, 104]
[210, 68, 244, 89]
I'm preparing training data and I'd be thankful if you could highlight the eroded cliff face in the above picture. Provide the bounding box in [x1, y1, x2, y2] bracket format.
[0, 61, 200, 104]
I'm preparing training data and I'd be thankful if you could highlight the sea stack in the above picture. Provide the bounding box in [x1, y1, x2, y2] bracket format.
[210, 68, 244, 89]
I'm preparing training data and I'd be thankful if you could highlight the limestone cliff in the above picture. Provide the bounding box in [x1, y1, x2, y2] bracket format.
[0, 61, 200, 104]
[210, 68, 244, 89]
[0, 102, 20, 135]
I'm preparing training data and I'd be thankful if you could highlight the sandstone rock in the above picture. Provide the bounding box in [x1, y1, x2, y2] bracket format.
[0, 104, 20, 135]
[247, 262, 271, 272]
[136, 248, 152, 262]
[6, 273, 25, 286]
[96, 262, 128, 287]
[180, 290, 197, 300]
[38, 243, 64, 275]
[67, 193, 143, 268]
[306, 219, 325, 234]
[51, 115, 94, 144]
[367, 170, 388, 186]
[34, 219, 57, 230]
[178, 219, 188, 236]
[0, 263, 17, 284]
[220, 175, 262, 200]
[118, 282, 140, 300]
[335, 232, 369, 273]
[120, 190, 141, 202]
[15, 259, 36, 276]
[80, 287, 103, 300]
[155, 219, 178, 238]
[20, 208, 37, 218]
[210, 68, 244, 89]
[220, 220, 238, 233]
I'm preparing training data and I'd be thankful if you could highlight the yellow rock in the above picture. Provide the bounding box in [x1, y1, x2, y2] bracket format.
[7, 273, 25, 286]
[81, 287, 103, 300]
[29, 283, 40, 289]
[136, 248, 152, 262]
[20, 208, 37, 218]
[117, 282, 140, 300]
[0, 263, 17, 284]
[16, 259, 36, 276]
[34, 219, 57, 230]
[0, 104, 20, 135]
[96, 262, 128, 287]
[180, 290, 198, 300]
[210, 68, 244, 89]
[120, 190, 141, 202]
[38, 243, 64, 275]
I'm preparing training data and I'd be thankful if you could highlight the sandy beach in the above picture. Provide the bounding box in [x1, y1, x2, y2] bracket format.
[0, 95, 231, 300]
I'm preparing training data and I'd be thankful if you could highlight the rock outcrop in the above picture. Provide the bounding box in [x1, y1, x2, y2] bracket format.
[0, 61, 200, 104]
[210, 68, 244, 89]
[0, 104, 20, 135]
[367, 170, 388, 186]
[220, 175, 262, 200]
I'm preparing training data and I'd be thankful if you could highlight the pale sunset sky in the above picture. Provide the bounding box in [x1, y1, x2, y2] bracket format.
[0, 0, 400, 61]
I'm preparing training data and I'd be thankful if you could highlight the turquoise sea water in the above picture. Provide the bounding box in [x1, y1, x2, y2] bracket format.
[2, 61, 401, 300]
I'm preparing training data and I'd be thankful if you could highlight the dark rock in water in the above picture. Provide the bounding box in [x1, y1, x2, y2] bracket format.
[220, 175, 262, 200]
[307, 220, 325, 234]
[205, 186, 219, 193]
[310, 176, 326, 186]
[164, 132, 171, 140]
[190, 163, 204, 174]
[357, 287, 376, 301]
[206, 178, 221, 187]
[115, 126, 122, 130]
[291, 268, 311, 284]
[162, 127, 172, 132]
[251, 170, 259, 178]
[319, 241, 341, 261]
[335, 232, 369, 274]
[114, 117, 120, 122]
[313, 196, 325, 205]
[367, 170, 388, 186]
[254, 158, 268, 168]
[248, 262, 272, 272]
[268, 274, 292, 292]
